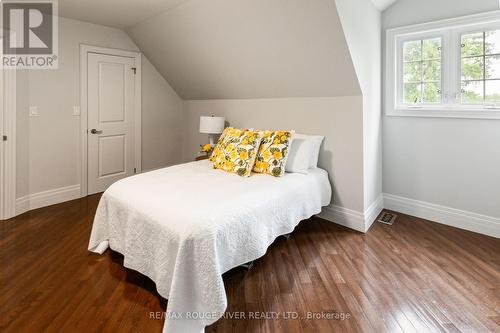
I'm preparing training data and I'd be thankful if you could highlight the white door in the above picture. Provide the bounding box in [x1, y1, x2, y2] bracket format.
[87, 52, 136, 195]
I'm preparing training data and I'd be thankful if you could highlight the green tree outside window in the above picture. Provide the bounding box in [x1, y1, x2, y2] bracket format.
[461, 29, 500, 104]
[403, 38, 442, 104]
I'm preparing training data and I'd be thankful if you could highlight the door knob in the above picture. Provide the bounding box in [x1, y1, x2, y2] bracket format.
[90, 129, 103, 134]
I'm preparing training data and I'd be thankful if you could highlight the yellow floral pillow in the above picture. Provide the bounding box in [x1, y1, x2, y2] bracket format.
[253, 130, 294, 177]
[210, 127, 231, 162]
[211, 128, 262, 177]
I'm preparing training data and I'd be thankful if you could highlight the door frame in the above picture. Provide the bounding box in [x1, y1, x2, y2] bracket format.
[80, 44, 142, 197]
[0, 67, 17, 220]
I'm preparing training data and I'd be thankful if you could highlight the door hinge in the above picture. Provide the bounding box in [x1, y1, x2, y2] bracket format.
[134, 168, 137, 174]
[2, 135, 7, 141]
[131, 67, 137, 75]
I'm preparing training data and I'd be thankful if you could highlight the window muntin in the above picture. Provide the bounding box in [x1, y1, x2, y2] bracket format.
[461, 29, 500, 105]
[402, 38, 442, 105]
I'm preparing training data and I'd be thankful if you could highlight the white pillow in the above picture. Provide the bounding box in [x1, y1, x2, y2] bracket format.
[285, 134, 324, 173]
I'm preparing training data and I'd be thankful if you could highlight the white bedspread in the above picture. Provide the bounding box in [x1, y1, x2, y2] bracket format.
[88, 160, 332, 333]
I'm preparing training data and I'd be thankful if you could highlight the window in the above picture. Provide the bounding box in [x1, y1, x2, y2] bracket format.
[461, 29, 500, 104]
[386, 11, 500, 119]
[403, 38, 442, 104]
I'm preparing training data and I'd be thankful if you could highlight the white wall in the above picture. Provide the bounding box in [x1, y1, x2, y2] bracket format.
[335, 0, 383, 212]
[182, 97, 365, 212]
[16, 17, 183, 199]
[382, 0, 500, 218]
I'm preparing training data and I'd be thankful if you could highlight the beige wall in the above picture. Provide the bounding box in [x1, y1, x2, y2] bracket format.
[182, 97, 365, 212]
[127, 0, 360, 100]
[14, 3, 376, 220]
[141, 56, 184, 171]
[128, 0, 371, 214]
[15, 71, 30, 199]
[16, 17, 183, 198]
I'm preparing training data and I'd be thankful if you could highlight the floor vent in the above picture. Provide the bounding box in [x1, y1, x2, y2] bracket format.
[378, 212, 397, 225]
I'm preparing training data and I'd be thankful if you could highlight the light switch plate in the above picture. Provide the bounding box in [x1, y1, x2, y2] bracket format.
[73, 106, 81, 116]
[29, 106, 39, 117]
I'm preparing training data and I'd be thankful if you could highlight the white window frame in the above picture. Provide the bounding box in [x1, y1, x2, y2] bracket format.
[386, 10, 500, 119]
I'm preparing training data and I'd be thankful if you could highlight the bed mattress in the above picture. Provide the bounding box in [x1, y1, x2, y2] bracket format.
[88, 160, 332, 333]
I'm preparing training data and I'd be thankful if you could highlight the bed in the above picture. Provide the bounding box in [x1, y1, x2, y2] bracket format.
[88, 160, 332, 333]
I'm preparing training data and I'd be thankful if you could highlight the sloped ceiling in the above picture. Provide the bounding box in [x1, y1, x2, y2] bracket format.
[59, 0, 399, 30]
[127, 0, 361, 100]
[59, 0, 188, 29]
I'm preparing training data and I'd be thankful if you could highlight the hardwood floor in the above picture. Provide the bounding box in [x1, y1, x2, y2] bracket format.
[0, 195, 499, 333]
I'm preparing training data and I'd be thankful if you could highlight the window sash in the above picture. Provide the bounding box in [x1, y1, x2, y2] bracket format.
[459, 29, 500, 105]
[401, 37, 443, 105]
[396, 33, 446, 107]
[455, 24, 500, 108]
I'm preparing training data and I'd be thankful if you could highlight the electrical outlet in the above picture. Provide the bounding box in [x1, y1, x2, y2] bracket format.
[29, 106, 39, 117]
[73, 106, 81, 116]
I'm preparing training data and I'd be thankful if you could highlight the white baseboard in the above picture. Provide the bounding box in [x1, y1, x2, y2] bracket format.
[318, 205, 365, 232]
[383, 193, 500, 239]
[15, 196, 30, 216]
[364, 195, 384, 231]
[319, 193, 500, 239]
[318, 194, 384, 233]
[15, 184, 81, 216]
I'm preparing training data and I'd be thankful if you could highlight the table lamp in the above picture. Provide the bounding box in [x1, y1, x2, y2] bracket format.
[199, 116, 225, 146]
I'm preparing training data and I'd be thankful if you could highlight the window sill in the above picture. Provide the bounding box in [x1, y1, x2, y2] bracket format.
[387, 108, 500, 120]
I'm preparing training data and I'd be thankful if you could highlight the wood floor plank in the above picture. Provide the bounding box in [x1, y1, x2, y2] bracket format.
[0, 195, 499, 333]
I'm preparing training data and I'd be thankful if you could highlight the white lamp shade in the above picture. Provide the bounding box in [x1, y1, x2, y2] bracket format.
[199, 116, 225, 134]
